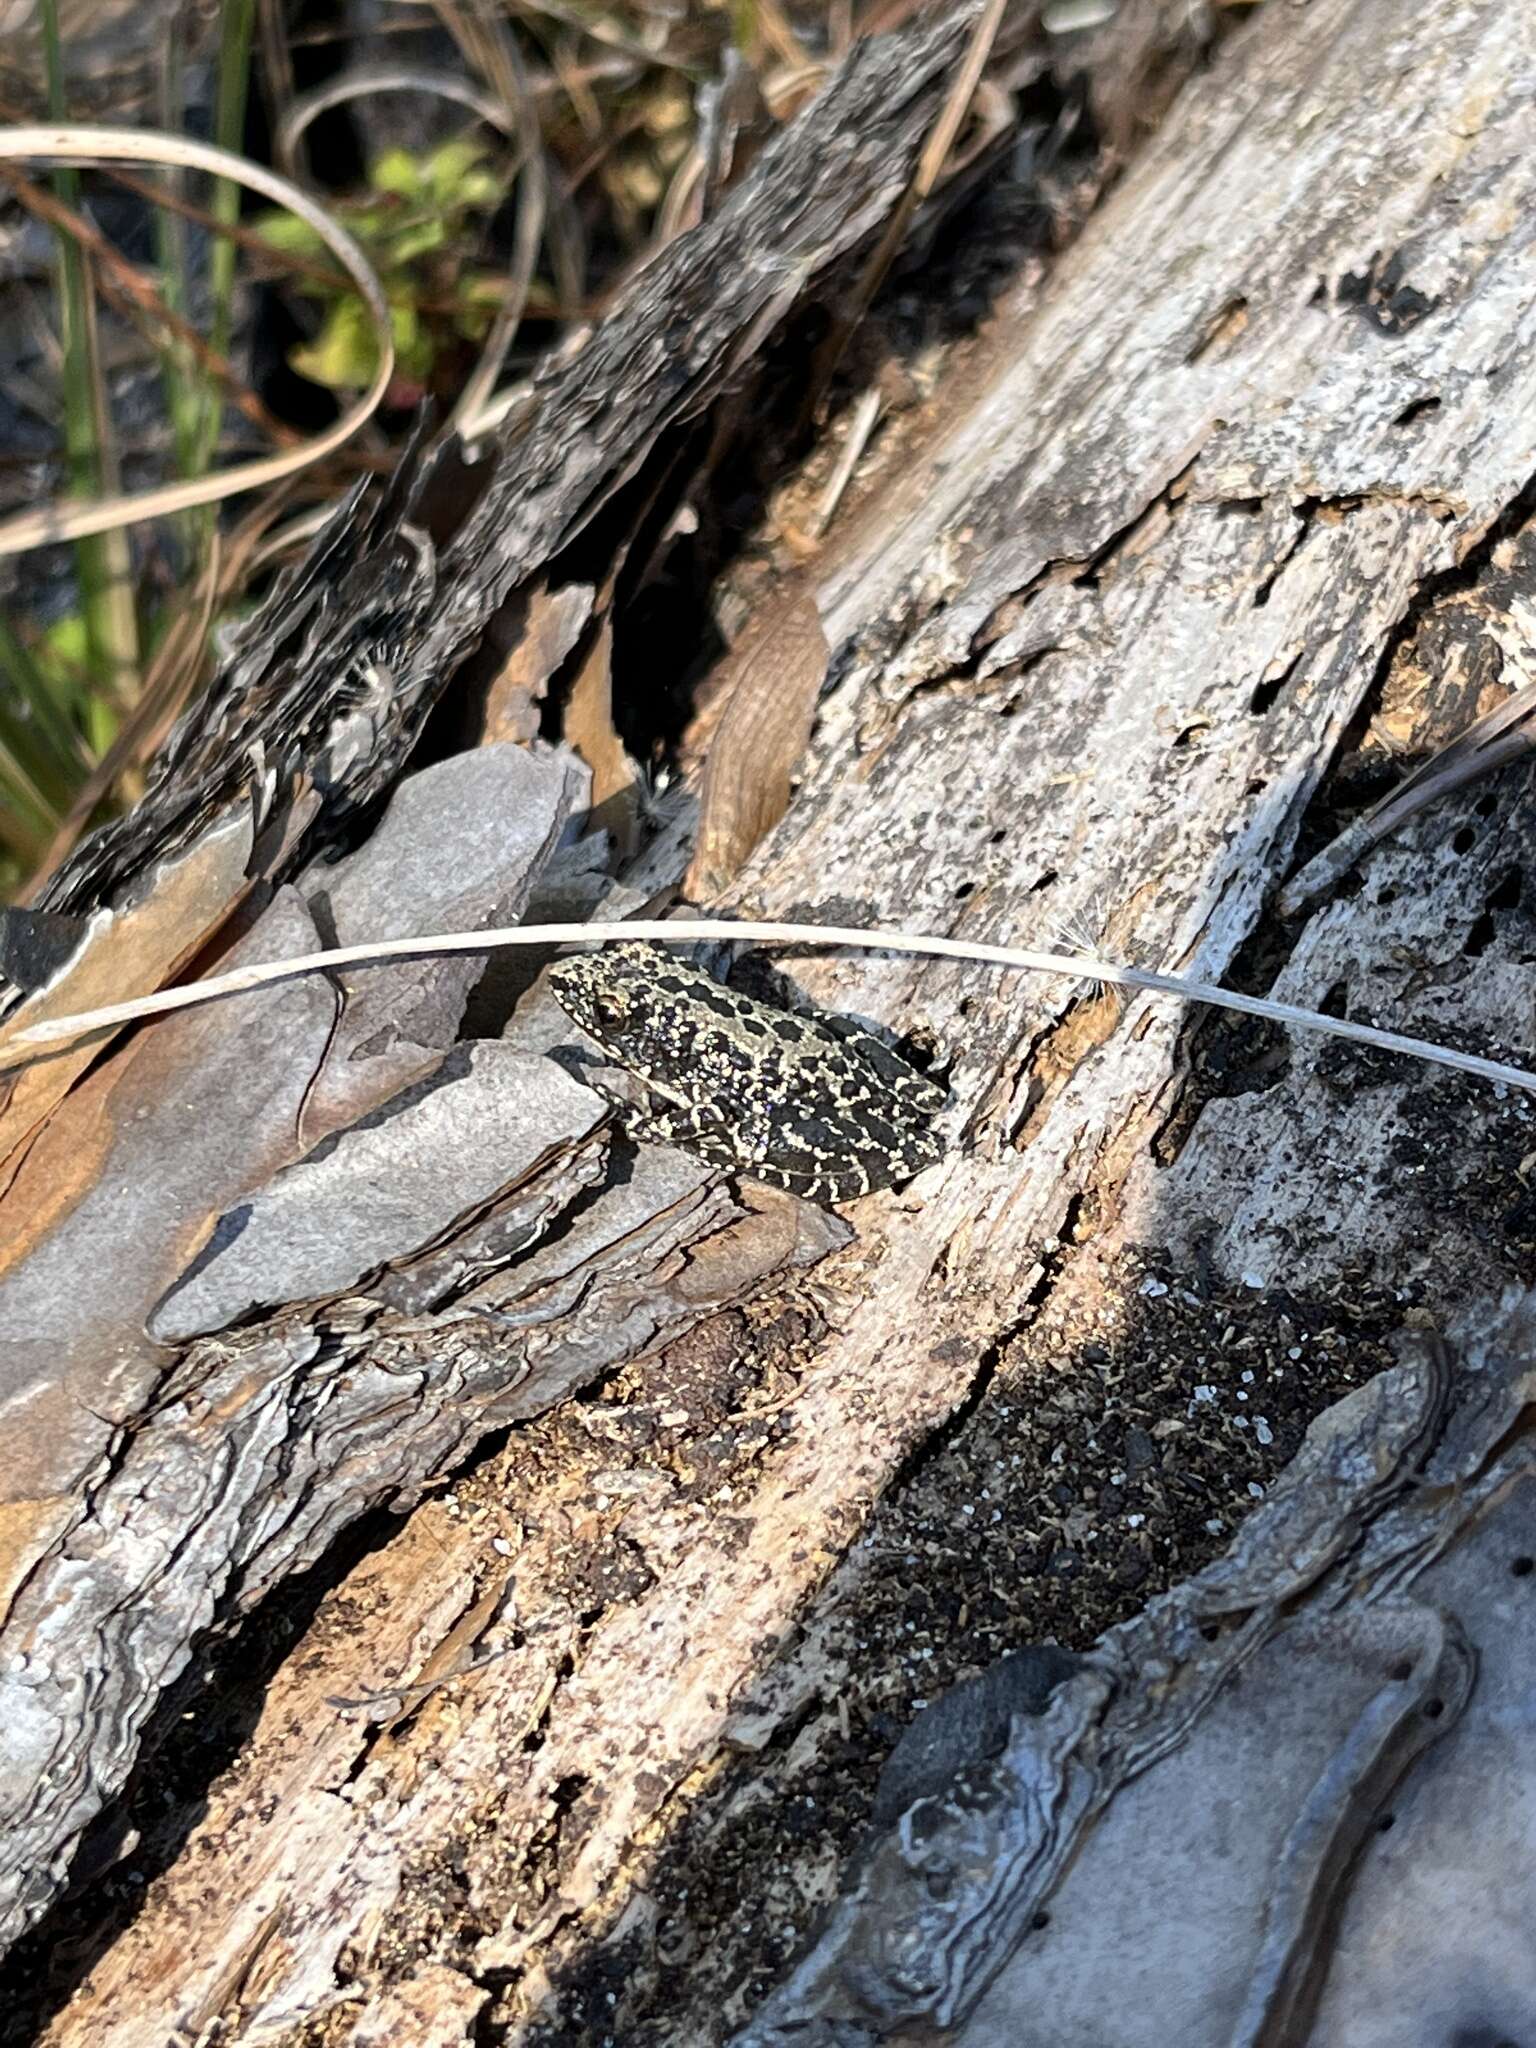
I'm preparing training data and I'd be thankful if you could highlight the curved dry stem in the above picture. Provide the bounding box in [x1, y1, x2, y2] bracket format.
[433, 4, 550, 442]
[0, 125, 393, 555]
[273, 67, 520, 178]
[4, 916, 1532, 1097]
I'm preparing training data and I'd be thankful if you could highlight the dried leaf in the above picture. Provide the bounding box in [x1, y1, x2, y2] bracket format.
[686, 592, 828, 901]
[564, 620, 642, 859]
[477, 580, 595, 746]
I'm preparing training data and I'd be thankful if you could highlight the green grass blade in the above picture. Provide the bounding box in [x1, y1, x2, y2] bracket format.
[0, 743, 59, 868]
[40, 0, 142, 740]
[155, 40, 206, 489]
[193, 0, 257, 473]
[0, 615, 89, 802]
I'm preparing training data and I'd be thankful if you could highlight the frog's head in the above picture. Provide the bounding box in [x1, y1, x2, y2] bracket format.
[546, 942, 670, 1059]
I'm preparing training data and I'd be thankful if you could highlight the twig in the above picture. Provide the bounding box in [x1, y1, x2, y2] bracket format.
[805, 0, 1004, 412]
[809, 383, 883, 537]
[326, 1642, 516, 1716]
[1279, 674, 1536, 917]
[4, 916, 1532, 1095]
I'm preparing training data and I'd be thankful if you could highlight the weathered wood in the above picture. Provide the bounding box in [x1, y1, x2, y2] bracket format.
[0, 8, 988, 1961]
[19, 1, 1536, 2041]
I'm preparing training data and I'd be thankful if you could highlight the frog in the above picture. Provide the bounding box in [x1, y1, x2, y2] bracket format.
[546, 941, 946, 1203]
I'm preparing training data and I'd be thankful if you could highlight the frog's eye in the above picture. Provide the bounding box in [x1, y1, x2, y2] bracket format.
[593, 988, 628, 1028]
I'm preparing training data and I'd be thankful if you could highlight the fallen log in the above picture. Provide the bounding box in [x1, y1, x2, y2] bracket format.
[7, 0, 1536, 2041]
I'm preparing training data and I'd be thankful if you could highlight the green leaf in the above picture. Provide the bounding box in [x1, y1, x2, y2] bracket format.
[42, 611, 91, 677]
[253, 209, 326, 258]
[390, 299, 435, 379]
[389, 298, 420, 351]
[454, 166, 502, 210]
[389, 217, 448, 264]
[371, 148, 424, 198]
[290, 295, 378, 389]
[347, 203, 395, 242]
[424, 138, 488, 203]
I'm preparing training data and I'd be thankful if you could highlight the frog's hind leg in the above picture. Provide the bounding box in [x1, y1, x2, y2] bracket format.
[822, 1016, 947, 1113]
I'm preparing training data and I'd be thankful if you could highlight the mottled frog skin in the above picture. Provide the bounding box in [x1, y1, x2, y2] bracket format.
[547, 941, 945, 1203]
